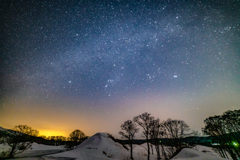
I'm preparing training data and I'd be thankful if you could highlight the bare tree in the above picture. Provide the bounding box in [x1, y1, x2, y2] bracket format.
[13, 125, 39, 137]
[6, 125, 38, 158]
[162, 119, 190, 158]
[119, 120, 139, 160]
[203, 110, 240, 160]
[203, 115, 230, 159]
[134, 112, 154, 160]
[150, 118, 163, 160]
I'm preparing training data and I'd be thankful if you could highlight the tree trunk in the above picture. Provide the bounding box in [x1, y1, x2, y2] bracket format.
[147, 137, 150, 160]
[155, 144, 161, 160]
[232, 147, 240, 158]
[161, 144, 167, 160]
[151, 144, 154, 155]
[217, 148, 226, 159]
[9, 145, 16, 158]
[227, 148, 238, 160]
[222, 149, 228, 159]
[130, 143, 133, 160]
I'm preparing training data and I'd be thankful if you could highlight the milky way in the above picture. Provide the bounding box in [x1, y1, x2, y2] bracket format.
[0, 0, 240, 136]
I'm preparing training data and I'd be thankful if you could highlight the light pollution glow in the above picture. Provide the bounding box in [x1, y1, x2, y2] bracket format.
[0, 88, 239, 138]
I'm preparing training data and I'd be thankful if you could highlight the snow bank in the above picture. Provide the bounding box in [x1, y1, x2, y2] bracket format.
[0, 142, 64, 158]
[30, 143, 64, 150]
[0, 143, 11, 152]
[16, 143, 65, 158]
[172, 148, 227, 160]
[132, 143, 157, 160]
[0, 142, 64, 152]
[193, 145, 221, 157]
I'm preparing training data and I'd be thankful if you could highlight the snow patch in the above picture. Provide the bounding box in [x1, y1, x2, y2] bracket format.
[172, 148, 227, 160]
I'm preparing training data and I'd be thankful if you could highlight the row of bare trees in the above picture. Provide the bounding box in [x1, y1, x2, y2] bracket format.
[202, 109, 240, 160]
[119, 112, 190, 160]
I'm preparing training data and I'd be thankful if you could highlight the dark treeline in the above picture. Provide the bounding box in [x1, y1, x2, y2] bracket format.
[117, 133, 240, 147]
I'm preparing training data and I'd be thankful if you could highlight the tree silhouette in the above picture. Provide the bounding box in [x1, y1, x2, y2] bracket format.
[134, 112, 154, 160]
[13, 125, 39, 137]
[203, 109, 240, 160]
[162, 119, 190, 158]
[69, 129, 86, 142]
[6, 125, 39, 158]
[119, 120, 139, 160]
[67, 129, 86, 149]
[149, 118, 163, 160]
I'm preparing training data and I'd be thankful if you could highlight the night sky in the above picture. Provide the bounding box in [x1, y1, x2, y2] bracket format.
[0, 0, 240, 137]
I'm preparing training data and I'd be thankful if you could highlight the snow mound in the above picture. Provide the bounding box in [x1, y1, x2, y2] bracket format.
[193, 145, 221, 157]
[48, 132, 129, 160]
[77, 132, 108, 149]
[172, 148, 227, 160]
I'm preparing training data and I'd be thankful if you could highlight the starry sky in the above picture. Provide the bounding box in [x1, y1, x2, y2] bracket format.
[0, 0, 240, 137]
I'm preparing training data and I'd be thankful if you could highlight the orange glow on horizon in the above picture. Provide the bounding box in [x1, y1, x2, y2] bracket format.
[39, 130, 67, 137]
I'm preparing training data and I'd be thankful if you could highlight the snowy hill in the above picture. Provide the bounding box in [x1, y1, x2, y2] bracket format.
[48, 132, 158, 160]
[16, 143, 65, 158]
[48, 133, 130, 160]
[172, 146, 227, 160]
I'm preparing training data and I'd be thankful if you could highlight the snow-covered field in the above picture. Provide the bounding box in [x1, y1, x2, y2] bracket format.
[1, 133, 227, 160]
[17, 143, 65, 157]
[0, 142, 65, 159]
